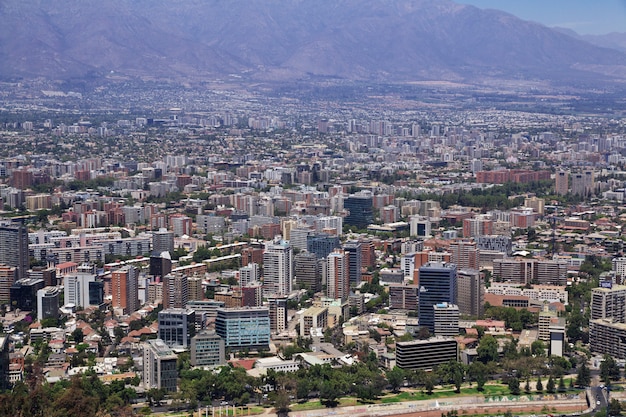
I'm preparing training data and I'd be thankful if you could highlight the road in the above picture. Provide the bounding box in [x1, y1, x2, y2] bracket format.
[590, 385, 609, 412]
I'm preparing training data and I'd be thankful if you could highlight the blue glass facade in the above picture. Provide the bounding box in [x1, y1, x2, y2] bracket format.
[215, 307, 270, 350]
[418, 262, 457, 333]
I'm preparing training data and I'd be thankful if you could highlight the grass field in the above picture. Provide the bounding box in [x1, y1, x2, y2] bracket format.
[290, 383, 583, 408]
[379, 384, 514, 403]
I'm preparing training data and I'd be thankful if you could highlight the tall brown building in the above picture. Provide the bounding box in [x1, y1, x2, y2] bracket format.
[111, 265, 139, 315]
[162, 273, 188, 309]
[360, 240, 376, 269]
[188, 276, 204, 301]
[457, 269, 484, 318]
[555, 171, 569, 196]
[241, 247, 264, 266]
[10, 168, 33, 190]
[449, 240, 479, 270]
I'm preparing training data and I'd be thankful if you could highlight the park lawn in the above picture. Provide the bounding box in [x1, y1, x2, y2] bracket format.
[380, 384, 510, 403]
[289, 400, 324, 411]
[290, 398, 359, 412]
[291, 382, 583, 412]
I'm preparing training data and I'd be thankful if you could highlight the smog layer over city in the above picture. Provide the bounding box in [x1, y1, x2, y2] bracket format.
[1, 1, 626, 417]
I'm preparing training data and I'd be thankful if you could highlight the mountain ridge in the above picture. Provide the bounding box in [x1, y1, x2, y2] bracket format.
[1, 0, 625, 87]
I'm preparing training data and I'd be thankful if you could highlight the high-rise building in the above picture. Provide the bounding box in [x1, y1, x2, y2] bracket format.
[449, 240, 479, 271]
[152, 228, 174, 255]
[360, 240, 376, 269]
[158, 308, 196, 348]
[37, 286, 59, 321]
[188, 276, 204, 301]
[538, 308, 559, 342]
[456, 269, 484, 317]
[196, 215, 226, 235]
[263, 240, 293, 296]
[294, 252, 321, 292]
[268, 297, 288, 334]
[555, 171, 569, 196]
[239, 263, 260, 288]
[0, 265, 18, 304]
[462, 217, 493, 238]
[418, 262, 457, 333]
[591, 284, 626, 323]
[396, 338, 458, 371]
[589, 283, 626, 358]
[190, 330, 226, 367]
[343, 241, 362, 285]
[63, 267, 104, 308]
[241, 283, 263, 307]
[612, 257, 626, 280]
[241, 247, 264, 266]
[28, 266, 57, 287]
[111, 265, 139, 315]
[571, 171, 595, 197]
[409, 216, 431, 237]
[314, 216, 343, 236]
[401, 253, 417, 280]
[162, 273, 188, 309]
[299, 306, 328, 337]
[344, 194, 373, 228]
[142, 339, 177, 392]
[149, 251, 172, 279]
[389, 284, 419, 310]
[492, 258, 567, 285]
[307, 233, 340, 259]
[326, 250, 350, 301]
[288, 227, 315, 252]
[215, 307, 270, 350]
[169, 214, 192, 237]
[589, 319, 626, 359]
[147, 281, 163, 305]
[10, 278, 44, 311]
[0, 219, 29, 280]
[433, 303, 459, 338]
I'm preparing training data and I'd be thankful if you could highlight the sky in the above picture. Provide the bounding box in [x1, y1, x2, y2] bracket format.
[459, 0, 626, 35]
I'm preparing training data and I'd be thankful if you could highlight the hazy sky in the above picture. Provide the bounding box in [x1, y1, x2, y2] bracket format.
[459, 0, 626, 35]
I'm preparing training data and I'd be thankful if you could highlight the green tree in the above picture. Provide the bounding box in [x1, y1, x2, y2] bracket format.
[320, 380, 339, 406]
[566, 310, 586, 343]
[477, 335, 499, 364]
[147, 388, 166, 406]
[274, 389, 291, 417]
[531, 340, 546, 356]
[600, 354, 621, 385]
[508, 377, 521, 395]
[437, 360, 466, 393]
[502, 339, 519, 360]
[546, 375, 555, 394]
[576, 362, 591, 387]
[536, 375, 543, 393]
[608, 398, 622, 417]
[468, 361, 488, 391]
[387, 367, 406, 393]
[558, 375, 566, 393]
[71, 328, 84, 344]
[177, 351, 191, 372]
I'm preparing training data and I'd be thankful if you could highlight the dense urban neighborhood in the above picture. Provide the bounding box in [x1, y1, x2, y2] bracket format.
[1, 76, 626, 417]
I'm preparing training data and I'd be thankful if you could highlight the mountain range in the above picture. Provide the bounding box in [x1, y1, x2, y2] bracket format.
[1, 0, 626, 87]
